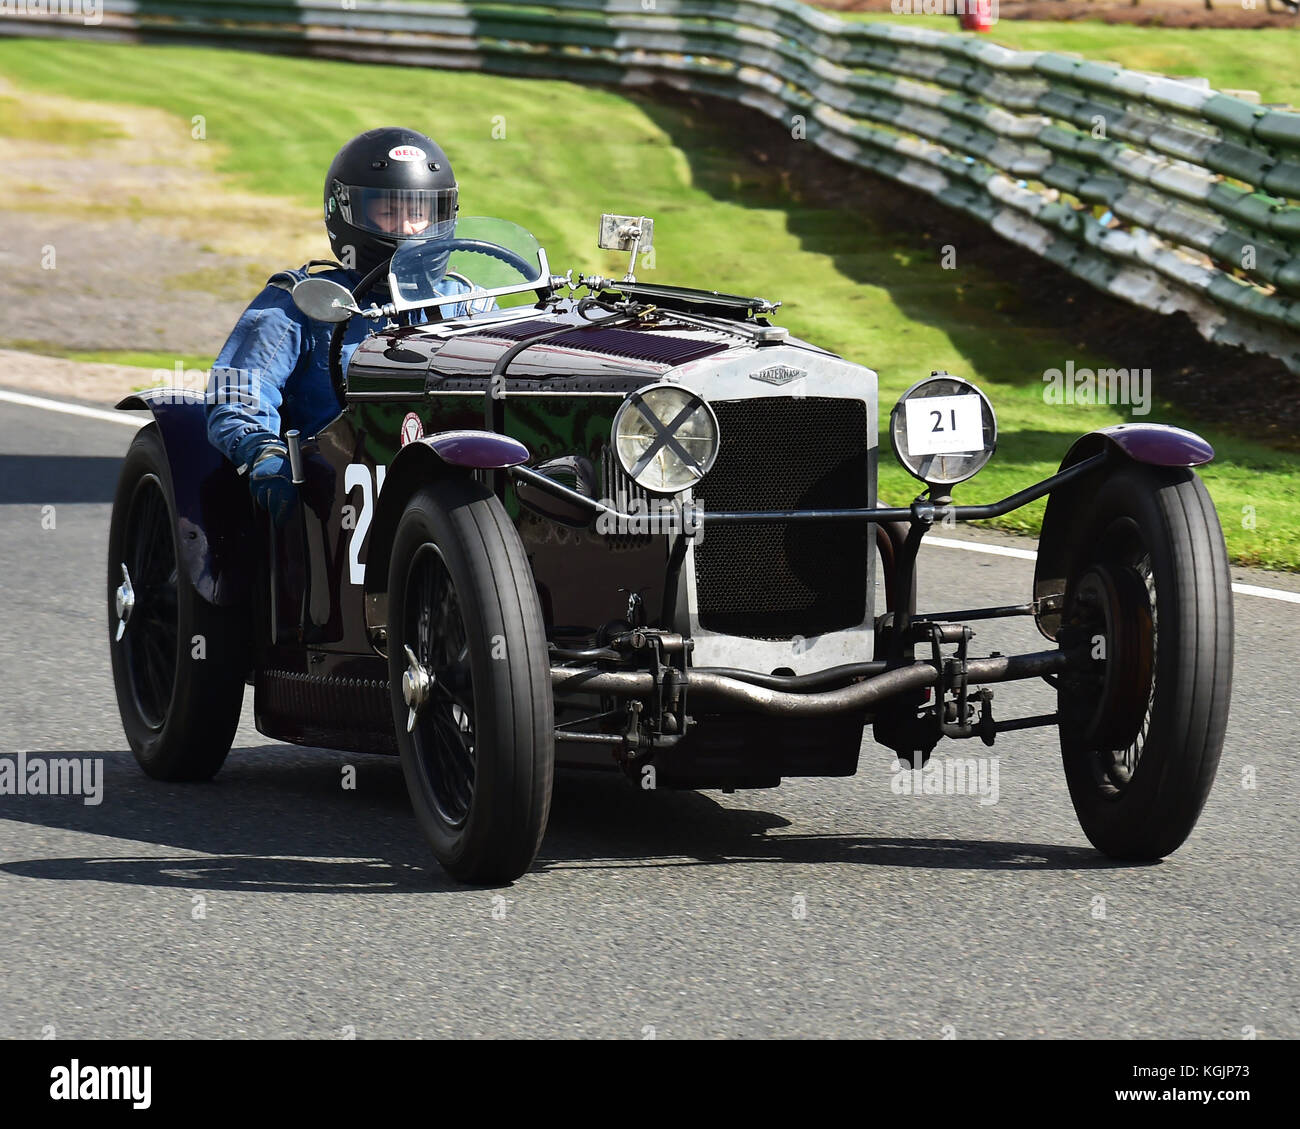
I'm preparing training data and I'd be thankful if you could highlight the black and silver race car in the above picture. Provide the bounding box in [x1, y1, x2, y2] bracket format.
[108, 214, 1233, 883]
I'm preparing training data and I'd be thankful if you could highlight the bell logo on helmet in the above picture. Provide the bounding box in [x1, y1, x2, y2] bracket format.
[388, 145, 427, 162]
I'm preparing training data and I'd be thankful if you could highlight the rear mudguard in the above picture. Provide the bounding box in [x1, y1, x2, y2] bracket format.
[115, 390, 256, 607]
[1033, 423, 1214, 639]
[362, 430, 530, 613]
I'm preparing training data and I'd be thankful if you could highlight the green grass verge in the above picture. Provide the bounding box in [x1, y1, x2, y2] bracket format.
[0, 37, 1296, 567]
[0, 341, 214, 371]
[839, 13, 1300, 105]
[88, 350, 214, 372]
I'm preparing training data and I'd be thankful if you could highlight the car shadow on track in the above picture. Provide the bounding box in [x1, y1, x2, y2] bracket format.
[538, 771, 1130, 874]
[0, 747, 1134, 891]
[0, 454, 122, 504]
[0, 747, 447, 893]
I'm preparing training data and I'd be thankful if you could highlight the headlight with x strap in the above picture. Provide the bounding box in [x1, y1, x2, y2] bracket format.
[612, 383, 721, 494]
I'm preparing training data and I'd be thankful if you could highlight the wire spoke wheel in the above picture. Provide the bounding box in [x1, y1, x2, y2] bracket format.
[1059, 516, 1157, 797]
[388, 475, 554, 885]
[121, 473, 179, 730]
[405, 543, 477, 829]
[1054, 462, 1232, 860]
[108, 423, 246, 781]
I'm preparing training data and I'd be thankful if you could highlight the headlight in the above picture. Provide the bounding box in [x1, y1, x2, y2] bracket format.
[889, 372, 997, 488]
[612, 383, 720, 495]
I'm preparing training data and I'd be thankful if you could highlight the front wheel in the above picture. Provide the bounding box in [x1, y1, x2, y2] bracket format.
[1056, 462, 1233, 859]
[387, 475, 554, 884]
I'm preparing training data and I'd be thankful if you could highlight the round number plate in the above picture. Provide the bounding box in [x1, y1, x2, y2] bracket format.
[889, 373, 997, 487]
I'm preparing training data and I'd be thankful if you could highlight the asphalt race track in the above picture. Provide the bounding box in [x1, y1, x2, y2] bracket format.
[1, 397, 1296, 1039]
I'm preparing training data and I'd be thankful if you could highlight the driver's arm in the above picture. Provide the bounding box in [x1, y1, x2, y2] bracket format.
[205, 285, 304, 464]
[205, 285, 306, 524]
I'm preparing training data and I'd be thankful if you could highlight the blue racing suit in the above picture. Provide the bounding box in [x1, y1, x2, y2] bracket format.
[206, 261, 482, 522]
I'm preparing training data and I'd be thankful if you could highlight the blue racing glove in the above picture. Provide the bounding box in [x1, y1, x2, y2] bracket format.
[234, 432, 296, 527]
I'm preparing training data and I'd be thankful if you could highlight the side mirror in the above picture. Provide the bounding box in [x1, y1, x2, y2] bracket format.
[597, 214, 654, 253]
[597, 214, 654, 284]
[291, 277, 359, 323]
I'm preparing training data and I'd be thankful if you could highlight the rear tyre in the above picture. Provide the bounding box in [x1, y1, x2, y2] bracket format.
[1057, 462, 1232, 859]
[107, 423, 247, 780]
[387, 475, 554, 884]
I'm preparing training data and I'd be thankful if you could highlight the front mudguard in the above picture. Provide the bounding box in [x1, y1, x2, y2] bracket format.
[115, 389, 257, 607]
[361, 430, 530, 639]
[1033, 423, 1214, 639]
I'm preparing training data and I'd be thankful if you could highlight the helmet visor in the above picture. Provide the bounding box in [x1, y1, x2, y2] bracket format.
[335, 184, 458, 240]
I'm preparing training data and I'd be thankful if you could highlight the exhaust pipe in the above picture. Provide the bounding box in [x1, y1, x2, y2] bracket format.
[550, 649, 1070, 718]
[551, 663, 937, 718]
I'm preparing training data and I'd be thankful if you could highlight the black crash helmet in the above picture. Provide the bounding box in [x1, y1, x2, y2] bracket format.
[323, 127, 458, 277]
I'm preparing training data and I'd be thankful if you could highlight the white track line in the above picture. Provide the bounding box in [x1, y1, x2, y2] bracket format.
[926, 534, 1300, 605]
[925, 534, 1038, 562]
[0, 388, 143, 428]
[1231, 582, 1300, 605]
[3, 388, 1297, 604]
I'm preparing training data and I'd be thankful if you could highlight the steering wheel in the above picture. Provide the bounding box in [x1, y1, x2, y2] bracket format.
[327, 239, 548, 404]
[428, 237, 539, 282]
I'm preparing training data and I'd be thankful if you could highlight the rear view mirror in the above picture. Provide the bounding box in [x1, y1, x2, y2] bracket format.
[598, 214, 654, 252]
[291, 277, 359, 323]
[598, 214, 654, 283]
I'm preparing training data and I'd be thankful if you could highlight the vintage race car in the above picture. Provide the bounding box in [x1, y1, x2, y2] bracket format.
[108, 215, 1233, 884]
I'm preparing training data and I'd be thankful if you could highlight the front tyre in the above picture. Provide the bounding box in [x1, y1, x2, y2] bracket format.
[387, 476, 554, 884]
[1057, 462, 1233, 860]
[107, 423, 247, 780]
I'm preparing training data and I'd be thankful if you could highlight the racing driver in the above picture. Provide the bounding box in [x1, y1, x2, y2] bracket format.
[205, 126, 482, 523]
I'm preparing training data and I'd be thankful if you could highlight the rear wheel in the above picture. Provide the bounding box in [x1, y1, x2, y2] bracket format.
[1056, 462, 1232, 859]
[387, 475, 554, 884]
[107, 423, 247, 780]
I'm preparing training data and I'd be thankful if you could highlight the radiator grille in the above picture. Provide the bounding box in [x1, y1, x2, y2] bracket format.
[692, 397, 870, 640]
[601, 443, 652, 547]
